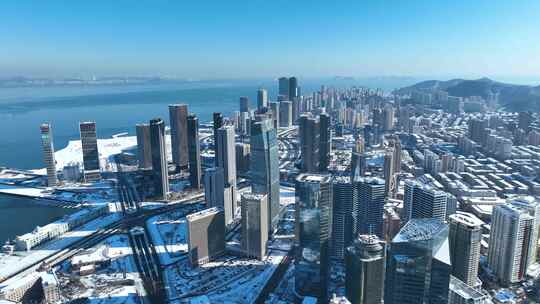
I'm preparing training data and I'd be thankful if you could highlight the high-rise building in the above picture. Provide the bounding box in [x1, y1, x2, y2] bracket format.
[186, 207, 226, 266]
[448, 212, 483, 287]
[205, 167, 224, 206]
[345, 234, 385, 304]
[240, 96, 250, 113]
[241, 193, 269, 260]
[216, 126, 237, 221]
[350, 152, 367, 181]
[295, 173, 333, 300]
[79, 121, 101, 182]
[468, 117, 489, 144]
[448, 276, 491, 304]
[402, 180, 448, 224]
[383, 150, 395, 197]
[213, 112, 223, 166]
[149, 118, 169, 200]
[187, 114, 202, 189]
[278, 77, 289, 98]
[332, 176, 355, 259]
[250, 119, 280, 231]
[257, 88, 268, 111]
[279, 100, 292, 127]
[299, 114, 320, 173]
[269, 102, 280, 130]
[235, 142, 250, 174]
[136, 123, 152, 169]
[40, 123, 57, 186]
[319, 113, 331, 172]
[390, 138, 401, 173]
[169, 104, 188, 170]
[382, 104, 394, 131]
[385, 218, 451, 304]
[289, 77, 298, 100]
[355, 177, 385, 238]
[488, 200, 539, 285]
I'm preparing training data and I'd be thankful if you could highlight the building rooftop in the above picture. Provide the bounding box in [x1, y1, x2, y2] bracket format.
[186, 207, 222, 222]
[296, 173, 332, 184]
[449, 211, 484, 228]
[394, 218, 447, 243]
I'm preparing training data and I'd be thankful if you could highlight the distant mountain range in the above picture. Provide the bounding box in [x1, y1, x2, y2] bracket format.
[396, 78, 540, 111]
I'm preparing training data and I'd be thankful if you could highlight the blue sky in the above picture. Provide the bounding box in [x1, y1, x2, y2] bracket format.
[1, 0, 539, 80]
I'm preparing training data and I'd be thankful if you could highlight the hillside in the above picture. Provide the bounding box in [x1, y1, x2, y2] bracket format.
[396, 78, 540, 111]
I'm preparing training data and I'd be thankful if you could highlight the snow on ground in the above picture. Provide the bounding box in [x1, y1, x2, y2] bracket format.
[0, 212, 121, 281]
[146, 212, 189, 266]
[57, 234, 144, 304]
[55, 136, 137, 171]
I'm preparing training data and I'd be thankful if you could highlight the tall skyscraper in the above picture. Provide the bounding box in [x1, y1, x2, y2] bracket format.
[239, 96, 250, 113]
[136, 123, 152, 169]
[383, 150, 395, 197]
[319, 113, 331, 172]
[187, 114, 202, 189]
[213, 112, 223, 166]
[205, 167, 224, 206]
[250, 119, 280, 231]
[299, 114, 320, 173]
[355, 177, 385, 238]
[169, 104, 189, 170]
[448, 212, 483, 287]
[390, 138, 401, 174]
[488, 200, 539, 286]
[382, 104, 394, 131]
[186, 207, 226, 266]
[289, 77, 298, 100]
[40, 123, 57, 186]
[269, 102, 280, 130]
[216, 126, 237, 220]
[350, 152, 367, 181]
[403, 180, 448, 224]
[295, 173, 333, 300]
[279, 100, 292, 127]
[332, 177, 355, 259]
[385, 218, 451, 304]
[79, 121, 100, 182]
[345, 234, 385, 304]
[278, 77, 289, 98]
[241, 193, 269, 260]
[149, 118, 169, 200]
[257, 88, 268, 111]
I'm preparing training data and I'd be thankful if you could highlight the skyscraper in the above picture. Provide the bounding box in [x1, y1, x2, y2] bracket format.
[213, 112, 223, 166]
[355, 177, 385, 237]
[289, 76, 298, 100]
[257, 88, 268, 111]
[299, 114, 320, 173]
[216, 126, 237, 220]
[239, 96, 250, 113]
[279, 100, 292, 127]
[385, 218, 451, 304]
[79, 121, 100, 182]
[403, 180, 448, 224]
[345, 234, 385, 304]
[448, 211, 483, 287]
[332, 176, 355, 259]
[169, 104, 188, 170]
[40, 123, 57, 186]
[250, 119, 280, 231]
[319, 113, 331, 172]
[136, 123, 152, 169]
[187, 114, 202, 189]
[383, 150, 394, 197]
[382, 104, 394, 131]
[205, 167, 224, 206]
[390, 138, 401, 174]
[149, 118, 169, 200]
[241, 193, 269, 260]
[488, 200, 539, 286]
[350, 152, 367, 181]
[295, 173, 333, 300]
[269, 102, 280, 130]
[186, 207, 226, 266]
[278, 77, 289, 98]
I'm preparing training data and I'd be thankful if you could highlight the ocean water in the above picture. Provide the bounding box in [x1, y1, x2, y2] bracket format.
[0, 77, 418, 244]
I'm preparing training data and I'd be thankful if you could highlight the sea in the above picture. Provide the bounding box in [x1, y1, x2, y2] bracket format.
[0, 77, 418, 244]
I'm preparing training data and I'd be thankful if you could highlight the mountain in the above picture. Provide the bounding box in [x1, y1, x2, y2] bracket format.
[396, 78, 540, 111]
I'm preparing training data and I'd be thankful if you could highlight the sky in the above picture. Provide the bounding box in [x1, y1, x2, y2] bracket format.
[1, 0, 539, 80]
